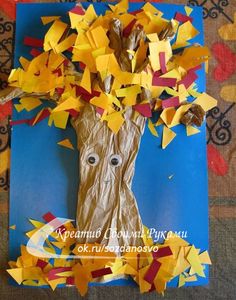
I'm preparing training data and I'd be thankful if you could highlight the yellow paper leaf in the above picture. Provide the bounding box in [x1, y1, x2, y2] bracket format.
[161, 69, 181, 79]
[54, 33, 77, 53]
[19, 97, 42, 112]
[178, 273, 185, 287]
[90, 26, 109, 48]
[29, 219, 45, 228]
[154, 277, 166, 294]
[186, 125, 200, 136]
[118, 13, 135, 27]
[96, 53, 119, 75]
[160, 107, 176, 126]
[173, 21, 199, 49]
[109, 0, 128, 14]
[53, 96, 82, 113]
[7, 268, 23, 284]
[162, 126, 176, 149]
[149, 41, 172, 71]
[19, 57, 30, 71]
[90, 93, 109, 110]
[92, 47, 106, 59]
[193, 92, 217, 112]
[69, 12, 84, 29]
[14, 104, 24, 112]
[188, 88, 201, 98]
[44, 20, 68, 51]
[115, 85, 141, 98]
[48, 111, 69, 129]
[186, 246, 205, 277]
[175, 46, 210, 70]
[124, 264, 138, 276]
[23, 267, 43, 280]
[7, 268, 23, 285]
[23, 280, 39, 286]
[138, 265, 152, 293]
[41, 16, 60, 25]
[57, 138, 74, 150]
[73, 263, 90, 296]
[80, 66, 91, 93]
[184, 274, 197, 282]
[184, 6, 193, 16]
[148, 119, 158, 137]
[147, 33, 159, 42]
[122, 94, 138, 106]
[48, 278, 66, 291]
[142, 2, 161, 15]
[107, 111, 125, 134]
[56, 271, 73, 277]
[83, 4, 97, 24]
[199, 251, 212, 265]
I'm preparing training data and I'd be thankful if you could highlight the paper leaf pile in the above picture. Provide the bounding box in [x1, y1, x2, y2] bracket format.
[7, 213, 211, 296]
[1, 0, 217, 148]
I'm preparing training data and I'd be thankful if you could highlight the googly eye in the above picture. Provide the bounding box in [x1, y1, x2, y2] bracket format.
[87, 153, 99, 166]
[109, 154, 122, 167]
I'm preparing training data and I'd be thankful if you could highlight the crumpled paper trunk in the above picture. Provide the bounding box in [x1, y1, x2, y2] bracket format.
[72, 105, 146, 249]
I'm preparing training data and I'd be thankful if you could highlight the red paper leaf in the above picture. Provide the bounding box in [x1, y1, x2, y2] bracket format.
[133, 103, 152, 117]
[144, 260, 161, 284]
[152, 76, 177, 87]
[43, 212, 57, 223]
[66, 277, 75, 285]
[207, 144, 228, 176]
[30, 48, 42, 57]
[69, 6, 85, 15]
[130, 9, 143, 15]
[178, 69, 198, 89]
[152, 246, 172, 259]
[96, 107, 104, 116]
[43, 211, 66, 233]
[56, 88, 65, 95]
[159, 52, 167, 74]
[28, 108, 51, 126]
[66, 109, 79, 118]
[36, 259, 48, 269]
[123, 19, 136, 38]
[91, 267, 112, 278]
[76, 86, 100, 102]
[48, 267, 72, 281]
[174, 12, 193, 23]
[10, 119, 30, 126]
[79, 62, 86, 70]
[24, 36, 44, 48]
[162, 96, 179, 109]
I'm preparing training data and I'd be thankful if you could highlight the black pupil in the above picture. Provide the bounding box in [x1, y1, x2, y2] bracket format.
[111, 158, 119, 166]
[88, 156, 96, 164]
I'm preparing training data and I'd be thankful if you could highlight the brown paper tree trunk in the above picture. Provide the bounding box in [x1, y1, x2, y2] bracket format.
[72, 105, 146, 249]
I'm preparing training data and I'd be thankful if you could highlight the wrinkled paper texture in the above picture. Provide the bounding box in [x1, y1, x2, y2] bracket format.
[72, 105, 146, 249]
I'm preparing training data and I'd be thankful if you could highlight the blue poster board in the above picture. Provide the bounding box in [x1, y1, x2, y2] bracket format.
[9, 2, 208, 288]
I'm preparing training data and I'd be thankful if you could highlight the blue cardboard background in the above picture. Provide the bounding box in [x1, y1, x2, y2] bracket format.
[9, 2, 208, 287]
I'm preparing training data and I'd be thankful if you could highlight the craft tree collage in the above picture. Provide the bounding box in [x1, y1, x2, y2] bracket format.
[0, 0, 235, 299]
